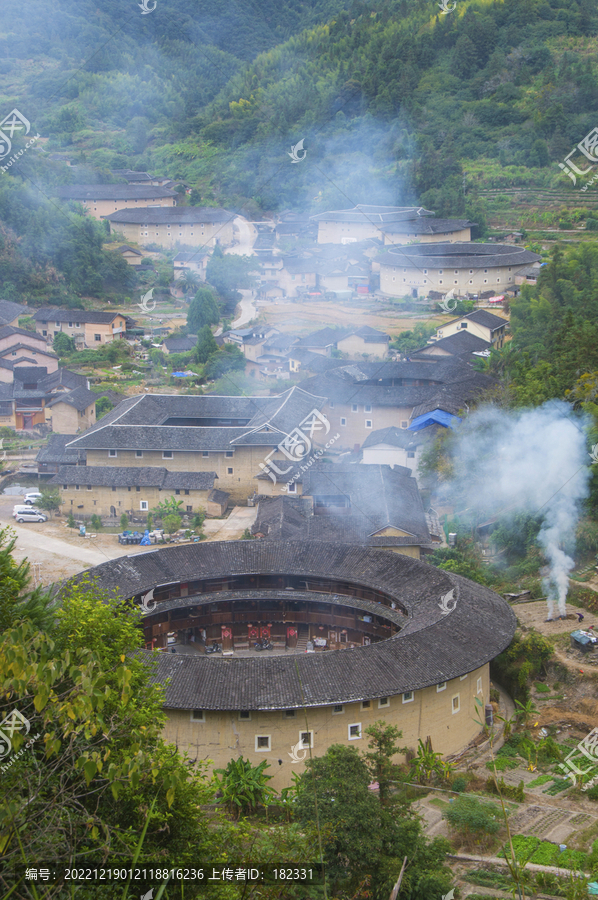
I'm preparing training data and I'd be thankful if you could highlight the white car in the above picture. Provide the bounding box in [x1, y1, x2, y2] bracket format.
[14, 509, 47, 523]
[24, 491, 42, 505]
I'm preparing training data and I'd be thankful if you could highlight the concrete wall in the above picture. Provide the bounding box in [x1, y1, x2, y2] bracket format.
[383, 227, 472, 246]
[69, 197, 176, 221]
[362, 446, 422, 482]
[84, 446, 283, 502]
[323, 402, 414, 450]
[380, 262, 520, 298]
[336, 335, 388, 360]
[47, 401, 95, 435]
[162, 664, 489, 791]
[58, 482, 211, 518]
[278, 269, 317, 298]
[435, 317, 508, 349]
[36, 316, 126, 346]
[0, 332, 46, 353]
[109, 220, 235, 250]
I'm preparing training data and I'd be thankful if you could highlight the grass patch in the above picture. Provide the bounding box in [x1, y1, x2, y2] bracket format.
[500, 835, 587, 869]
[534, 681, 551, 692]
[486, 756, 520, 772]
[527, 774, 553, 787]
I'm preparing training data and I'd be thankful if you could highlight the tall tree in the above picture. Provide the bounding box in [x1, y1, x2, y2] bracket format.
[195, 324, 219, 363]
[187, 286, 221, 333]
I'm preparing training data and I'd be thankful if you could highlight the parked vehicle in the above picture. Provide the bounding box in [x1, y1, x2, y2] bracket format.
[253, 638, 273, 651]
[206, 641, 221, 654]
[15, 509, 47, 523]
[13, 505, 42, 518]
[24, 491, 42, 505]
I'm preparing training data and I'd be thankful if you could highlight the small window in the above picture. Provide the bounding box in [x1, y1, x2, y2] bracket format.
[460, 674, 468, 681]
[402, 691, 414, 703]
[140, 501, 148, 511]
[284, 709, 296, 718]
[477, 677, 483, 694]
[365, 419, 372, 428]
[437, 682, 446, 692]
[175, 489, 180, 495]
[439, 280, 443, 285]
[378, 697, 389, 709]
[255, 735, 271, 752]
[109, 450, 117, 457]
[348, 723, 361, 741]
[340, 417, 346, 426]
[225, 451, 234, 458]
[299, 731, 313, 749]
[202, 451, 209, 457]
[238, 710, 251, 721]
[63, 484, 67, 490]
[162, 451, 173, 459]
[87, 485, 92, 491]
[401, 421, 408, 429]
[112, 486, 116, 492]
[439, 269, 443, 274]
[68, 322, 73, 328]
[351, 403, 358, 413]
[484, 269, 488, 274]
[184, 489, 190, 495]
[329, 401, 334, 409]
[452, 694, 460, 714]
[191, 709, 204, 722]
[186, 505, 192, 512]
[75, 484, 79, 491]
[361, 700, 371, 710]
[136, 450, 143, 458]
[94, 334, 101, 342]
[227, 467, 233, 475]
[43, 330, 47, 336]
[461, 322, 468, 329]
[55, 321, 60, 327]
[332, 704, 344, 715]
[407, 451, 415, 458]
[288, 483, 296, 493]
[365, 404, 372, 413]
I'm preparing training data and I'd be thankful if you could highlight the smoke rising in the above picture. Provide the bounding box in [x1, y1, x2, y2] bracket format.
[444, 401, 590, 618]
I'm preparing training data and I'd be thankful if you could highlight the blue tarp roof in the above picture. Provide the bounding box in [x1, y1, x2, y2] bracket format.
[408, 409, 461, 432]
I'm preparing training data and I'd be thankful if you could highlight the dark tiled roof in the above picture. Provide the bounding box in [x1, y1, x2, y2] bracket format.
[362, 425, 424, 450]
[47, 386, 97, 412]
[207, 488, 230, 505]
[0, 344, 58, 360]
[302, 464, 430, 539]
[288, 348, 347, 374]
[50, 465, 216, 490]
[67, 424, 282, 452]
[105, 208, 234, 225]
[0, 325, 46, 342]
[384, 218, 475, 235]
[413, 331, 491, 357]
[39, 368, 87, 392]
[13, 366, 48, 382]
[310, 205, 434, 224]
[55, 185, 177, 200]
[444, 309, 508, 332]
[69, 541, 517, 708]
[0, 299, 28, 325]
[117, 245, 143, 255]
[379, 242, 541, 269]
[33, 308, 124, 325]
[36, 434, 82, 465]
[163, 335, 197, 352]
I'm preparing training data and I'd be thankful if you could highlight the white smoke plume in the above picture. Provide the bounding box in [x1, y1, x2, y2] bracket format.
[443, 401, 590, 618]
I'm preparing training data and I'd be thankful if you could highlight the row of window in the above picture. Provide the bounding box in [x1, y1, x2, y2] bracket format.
[329, 402, 373, 413]
[391, 267, 513, 275]
[108, 450, 234, 459]
[64, 484, 192, 496]
[391, 277, 511, 285]
[68, 499, 193, 512]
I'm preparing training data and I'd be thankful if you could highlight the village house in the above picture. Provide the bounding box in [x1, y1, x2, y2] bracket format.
[0, 325, 47, 355]
[292, 325, 389, 360]
[116, 245, 144, 266]
[46, 386, 98, 434]
[411, 330, 491, 362]
[309, 204, 475, 245]
[33, 308, 127, 347]
[50, 466, 217, 520]
[162, 334, 198, 355]
[111, 169, 175, 188]
[0, 299, 29, 328]
[0, 366, 95, 432]
[252, 464, 441, 559]
[379, 242, 541, 299]
[64, 387, 328, 503]
[298, 357, 494, 450]
[36, 433, 85, 476]
[432, 309, 509, 349]
[173, 251, 210, 283]
[360, 424, 442, 484]
[104, 208, 236, 250]
[54, 185, 178, 220]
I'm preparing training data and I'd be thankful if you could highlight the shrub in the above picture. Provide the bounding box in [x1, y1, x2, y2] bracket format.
[443, 795, 501, 849]
[90, 514, 102, 531]
[452, 775, 468, 793]
[120, 513, 129, 530]
[67, 512, 76, 528]
[534, 681, 550, 692]
[486, 776, 525, 802]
